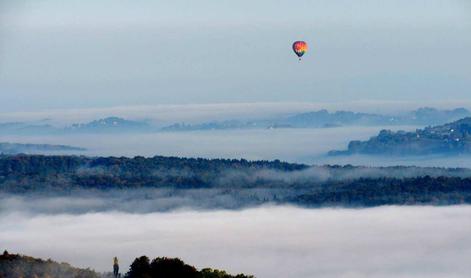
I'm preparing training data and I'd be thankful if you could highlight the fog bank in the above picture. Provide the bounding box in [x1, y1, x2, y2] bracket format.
[5, 125, 471, 167]
[0, 126, 406, 162]
[1, 206, 471, 278]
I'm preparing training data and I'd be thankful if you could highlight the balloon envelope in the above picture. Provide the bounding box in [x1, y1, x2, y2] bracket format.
[292, 41, 308, 58]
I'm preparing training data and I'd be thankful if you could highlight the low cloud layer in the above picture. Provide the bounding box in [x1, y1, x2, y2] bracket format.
[1, 205, 471, 278]
[216, 165, 471, 186]
[0, 189, 280, 214]
[4, 126, 471, 167]
[0, 126, 400, 162]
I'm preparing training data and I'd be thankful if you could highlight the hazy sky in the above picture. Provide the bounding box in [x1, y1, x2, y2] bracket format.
[0, 0, 470, 112]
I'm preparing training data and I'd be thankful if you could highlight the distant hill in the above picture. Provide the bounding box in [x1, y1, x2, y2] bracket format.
[280, 107, 471, 127]
[160, 107, 471, 131]
[0, 142, 85, 155]
[66, 117, 151, 133]
[278, 110, 388, 127]
[409, 107, 470, 125]
[0, 117, 152, 135]
[329, 117, 471, 156]
[161, 120, 262, 131]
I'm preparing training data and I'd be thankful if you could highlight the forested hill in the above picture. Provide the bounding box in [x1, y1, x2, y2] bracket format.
[0, 155, 306, 192]
[0, 154, 470, 192]
[1, 155, 471, 208]
[0, 251, 100, 278]
[0, 251, 254, 278]
[330, 117, 471, 156]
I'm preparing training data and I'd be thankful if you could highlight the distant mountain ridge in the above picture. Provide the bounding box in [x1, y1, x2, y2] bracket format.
[0, 107, 469, 134]
[281, 107, 471, 127]
[0, 117, 152, 135]
[67, 116, 150, 133]
[161, 107, 471, 131]
[329, 117, 471, 156]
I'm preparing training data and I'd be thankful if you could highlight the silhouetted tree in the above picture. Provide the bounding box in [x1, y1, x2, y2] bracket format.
[125, 256, 151, 278]
[150, 257, 198, 278]
[124, 256, 254, 278]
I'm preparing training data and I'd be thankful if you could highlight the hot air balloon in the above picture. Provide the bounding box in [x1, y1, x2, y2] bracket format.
[292, 41, 308, 60]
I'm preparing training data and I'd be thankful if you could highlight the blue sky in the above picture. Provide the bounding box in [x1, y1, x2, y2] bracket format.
[0, 0, 470, 112]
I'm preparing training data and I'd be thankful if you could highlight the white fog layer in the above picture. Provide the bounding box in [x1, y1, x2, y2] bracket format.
[2, 206, 471, 278]
[5, 126, 471, 167]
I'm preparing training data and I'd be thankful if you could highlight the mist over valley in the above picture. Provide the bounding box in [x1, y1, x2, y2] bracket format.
[2, 0, 471, 276]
